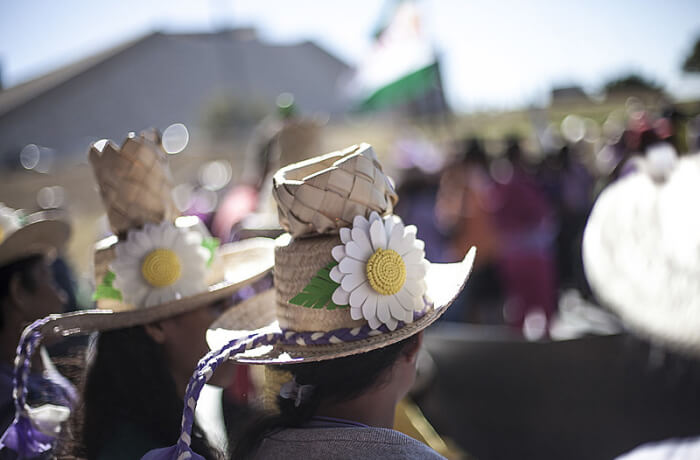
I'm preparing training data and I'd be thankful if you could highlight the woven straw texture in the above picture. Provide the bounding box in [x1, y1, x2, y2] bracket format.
[89, 129, 178, 236]
[274, 234, 365, 332]
[272, 143, 398, 238]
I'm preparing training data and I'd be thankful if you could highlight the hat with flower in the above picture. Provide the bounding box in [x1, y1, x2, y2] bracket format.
[205, 143, 476, 362]
[0, 204, 70, 269]
[0, 130, 276, 459]
[136, 142, 475, 460]
[76, 129, 276, 330]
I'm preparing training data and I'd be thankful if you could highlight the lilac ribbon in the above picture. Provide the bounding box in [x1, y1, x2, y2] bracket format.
[0, 317, 58, 459]
[141, 331, 281, 460]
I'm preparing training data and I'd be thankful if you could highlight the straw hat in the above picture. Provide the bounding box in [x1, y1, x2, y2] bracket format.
[0, 204, 70, 268]
[207, 143, 477, 364]
[41, 129, 276, 335]
[582, 149, 700, 356]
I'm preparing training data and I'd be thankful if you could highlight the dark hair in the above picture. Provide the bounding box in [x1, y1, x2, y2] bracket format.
[232, 335, 419, 459]
[0, 255, 42, 331]
[60, 326, 222, 460]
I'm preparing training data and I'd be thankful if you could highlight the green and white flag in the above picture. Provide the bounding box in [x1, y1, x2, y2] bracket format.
[352, 0, 440, 111]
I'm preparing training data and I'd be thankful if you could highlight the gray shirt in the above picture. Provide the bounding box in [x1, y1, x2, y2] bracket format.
[253, 426, 446, 459]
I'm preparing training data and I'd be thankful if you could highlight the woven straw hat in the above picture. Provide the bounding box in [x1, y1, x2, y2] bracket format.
[583, 150, 700, 356]
[37, 130, 276, 335]
[206, 143, 477, 364]
[0, 204, 70, 268]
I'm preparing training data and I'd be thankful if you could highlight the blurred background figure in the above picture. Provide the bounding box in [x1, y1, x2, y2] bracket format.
[437, 138, 502, 323]
[490, 137, 557, 336]
[0, 205, 74, 442]
[211, 93, 325, 242]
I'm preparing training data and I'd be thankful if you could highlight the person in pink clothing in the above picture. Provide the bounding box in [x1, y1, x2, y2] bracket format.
[491, 137, 557, 334]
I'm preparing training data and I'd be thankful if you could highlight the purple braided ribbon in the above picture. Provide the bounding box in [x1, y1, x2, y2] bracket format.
[141, 331, 281, 460]
[0, 317, 57, 458]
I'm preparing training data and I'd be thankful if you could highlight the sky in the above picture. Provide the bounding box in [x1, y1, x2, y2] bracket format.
[1, 0, 700, 112]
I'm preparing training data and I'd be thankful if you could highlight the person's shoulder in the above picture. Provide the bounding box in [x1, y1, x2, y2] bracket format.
[263, 427, 445, 459]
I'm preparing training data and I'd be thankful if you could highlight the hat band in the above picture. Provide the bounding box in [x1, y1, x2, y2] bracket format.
[278, 305, 430, 347]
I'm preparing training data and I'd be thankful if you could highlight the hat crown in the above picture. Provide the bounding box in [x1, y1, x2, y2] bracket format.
[89, 129, 178, 236]
[272, 143, 398, 238]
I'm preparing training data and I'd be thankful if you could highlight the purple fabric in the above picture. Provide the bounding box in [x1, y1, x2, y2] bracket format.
[0, 414, 55, 458]
[141, 445, 205, 460]
[0, 318, 58, 459]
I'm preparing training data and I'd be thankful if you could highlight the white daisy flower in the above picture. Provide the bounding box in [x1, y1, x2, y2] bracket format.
[0, 204, 21, 244]
[110, 221, 210, 308]
[329, 212, 428, 331]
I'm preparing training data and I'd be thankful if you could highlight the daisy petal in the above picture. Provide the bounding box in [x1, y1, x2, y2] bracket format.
[369, 219, 387, 251]
[331, 245, 346, 263]
[377, 297, 390, 324]
[404, 308, 414, 324]
[368, 315, 383, 330]
[388, 221, 405, 249]
[350, 305, 364, 320]
[340, 227, 352, 244]
[332, 287, 350, 306]
[414, 239, 425, 251]
[133, 231, 152, 252]
[329, 265, 344, 283]
[403, 249, 425, 265]
[349, 282, 371, 308]
[351, 227, 373, 256]
[403, 278, 427, 297]
[384, 215, 401, 236]
[392, 232, 416, 256]
[386, 316, 399, 331]
[388, 295, 404, 320]
[406, 262, 428, 279]
[368, 212, 382, 225]
[341, 271, 367, 291]
[352, 215, 370, 232]
[346, 241, 372, 261]
[396, 289, 417, 311]
[361, 294, 377, 320]
[339, 257, 365, 275]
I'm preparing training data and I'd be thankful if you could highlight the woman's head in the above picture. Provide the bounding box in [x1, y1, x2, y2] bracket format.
[143, 297, 237, 395]
[232, 332, 422, 459]
[73, 324, 222, 460]
[279, 332, 423, 417]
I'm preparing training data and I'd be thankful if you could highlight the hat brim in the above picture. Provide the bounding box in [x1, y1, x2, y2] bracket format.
[38, 238, 276, 336]
[0, 219, 70, 268]
[582, 153, 700, 356]
[207, 246, 476, 364]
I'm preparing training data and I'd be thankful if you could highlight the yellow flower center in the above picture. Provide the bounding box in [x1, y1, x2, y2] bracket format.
[366, 248, 406, 296]
[141, 249, 181, 288]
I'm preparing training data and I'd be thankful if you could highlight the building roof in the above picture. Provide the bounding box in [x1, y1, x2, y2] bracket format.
[0, 30, 352, 167]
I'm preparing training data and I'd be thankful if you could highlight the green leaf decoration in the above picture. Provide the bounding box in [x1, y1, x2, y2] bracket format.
[289, 261, 348, 310]
[201, 236, 220, 267]
[92, 270, 123, 302]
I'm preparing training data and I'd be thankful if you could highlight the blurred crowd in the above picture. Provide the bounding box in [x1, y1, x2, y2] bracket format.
[388, 100, 700, 338]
